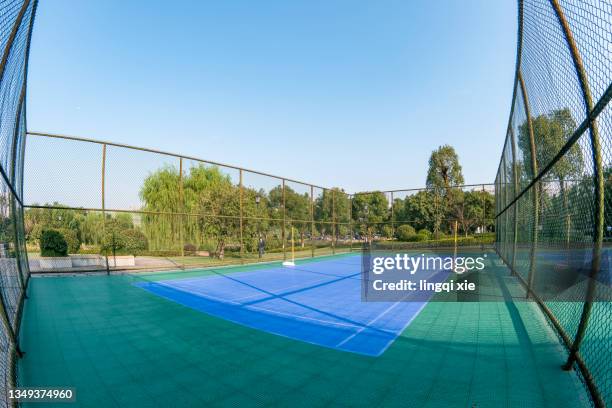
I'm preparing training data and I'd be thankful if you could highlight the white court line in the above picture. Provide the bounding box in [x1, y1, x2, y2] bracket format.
[168, 274, 337, 303]
[373, 302, 428, 356]
[166, 263, 360, 303]
[158, 262, 351, 287]
[146, 280, 383, 331]
[231, 276, 338, 302]
[365, 268, 452, 355]
[335, 298, 408, 347]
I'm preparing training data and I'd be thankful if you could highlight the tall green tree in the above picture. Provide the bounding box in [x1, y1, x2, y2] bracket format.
[141, 164, 272, 257]
[269, 185, 310, 247]
[460, 189, 495, 235]
[518, 108, 583, 246]
[426, 145, 464, 236]
[351, 192, 389, 240]
[314, 188, 351, 239]
[394, 191, 436, 232]
[140, 165, 182, 252]
[184, 165, 240, 258]
[24, 203, 85, 248]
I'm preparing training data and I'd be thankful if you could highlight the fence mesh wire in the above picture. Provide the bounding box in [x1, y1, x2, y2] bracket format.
[11, 0, 612, 405]
[23, 132, 495, 274]
[494, 0, 612, 406]
[0, 0, 37, 406]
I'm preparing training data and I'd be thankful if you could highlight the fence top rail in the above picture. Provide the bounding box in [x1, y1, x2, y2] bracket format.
[354, 183, 494, 196]
[28, 131, 494, 197]
[27, 131, 330, 191]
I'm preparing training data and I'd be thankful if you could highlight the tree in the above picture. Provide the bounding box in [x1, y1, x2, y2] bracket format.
[40, 229, 68, 257]
[455, 189, 495, 235]
[395, 191, 436, 232]
[241, 188, 272, 252]
[518, 108, 582, 182]
[518, 108, 583, 246]
[24, 203, 85, 249]
[269, 185, 310, 247]
[183, 165, 240, 258]
[351, 192, 389, 240]
[395, 224, 416, 241]
[314, 188, 351, 240]
[79, 212, 106, 246]
[426, 145, 465, 236]
[426, 145, 465, 189]
[101, 220, 148, 255]
[140, 165, 182, 252]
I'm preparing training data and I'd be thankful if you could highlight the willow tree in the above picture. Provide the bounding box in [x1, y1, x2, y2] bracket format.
[140, 165, 182, 252]
[183, 165, 240, 258]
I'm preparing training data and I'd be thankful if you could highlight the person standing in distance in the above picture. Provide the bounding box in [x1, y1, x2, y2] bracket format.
[258, 236, 265, 259]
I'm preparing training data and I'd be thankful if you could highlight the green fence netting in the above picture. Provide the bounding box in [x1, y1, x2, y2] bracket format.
[22, 131, 495, 273]
[0, 0, 37, 407]
[494, 0, 612, 406]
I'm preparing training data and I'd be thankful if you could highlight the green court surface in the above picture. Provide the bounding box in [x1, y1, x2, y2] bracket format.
[18, 253, 590, 407]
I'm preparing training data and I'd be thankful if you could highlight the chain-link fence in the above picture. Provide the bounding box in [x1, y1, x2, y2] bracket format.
[24, 132, 352, 272]
[23, 132, 495, 274]
[494, 0, 612, 406]
[0, 0, 37, 407]
[351, 185, 495, 251]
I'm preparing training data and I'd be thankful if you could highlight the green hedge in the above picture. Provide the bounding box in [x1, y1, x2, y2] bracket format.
[57, 228, 81, 253]
[40, 229, 68, 257]
[101, 228, 149, 255]
[374, 233, 495, 250]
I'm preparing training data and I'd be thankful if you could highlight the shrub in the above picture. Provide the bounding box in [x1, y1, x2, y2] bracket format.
[101, 228, 148, 255]
[417, 229, 431, 239]
[40, 229, 68, 257]
[58, 228, 81, 253]
[183, 243, 197, 254]
[122, 229, 148, 254]
[395, 225, 416, 241]
[408, 234, 425, 242]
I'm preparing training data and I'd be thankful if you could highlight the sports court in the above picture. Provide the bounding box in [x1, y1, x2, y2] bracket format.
[134, 254, 446, 356]
[17, 251, 590, 407]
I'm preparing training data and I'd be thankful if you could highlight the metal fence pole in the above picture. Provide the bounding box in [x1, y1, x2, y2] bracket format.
[10, 93, 26, 292]
[390, 191, 395, 249]
[282, 179, 286, 261]
[310, 185, 314, 258]
[102, 143, 109, 275]
[434, 189, 438, 238]
[510, 127, 519, 273]
[178, 157, 184, 258]
[349, 194, 353, 252]
[549, 1, 605, 384]
[0, 5, 33, 358]
[0, 278, 19, 356]
[0, 0, 31, 80]
[332, 189, 336, 255]
[239, 169, 244, 263]
[518, 71, 538, 298]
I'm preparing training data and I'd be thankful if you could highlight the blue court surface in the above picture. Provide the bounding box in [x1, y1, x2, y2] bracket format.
[135, 254, 447, 356]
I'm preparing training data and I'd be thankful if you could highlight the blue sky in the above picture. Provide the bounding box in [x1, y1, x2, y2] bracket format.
[26, 0, 517, 193]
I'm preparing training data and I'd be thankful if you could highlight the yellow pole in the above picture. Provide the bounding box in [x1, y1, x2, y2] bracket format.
[453, 220, 458, 271]
[291, 225, 295, 262]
